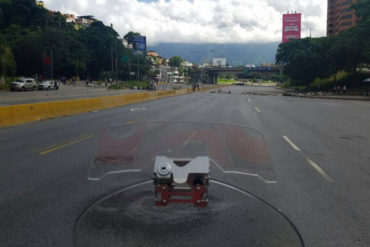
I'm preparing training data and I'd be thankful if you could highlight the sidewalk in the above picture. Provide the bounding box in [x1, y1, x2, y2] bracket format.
[275, 87, 370, 101]
[0, 82, 210, 106]
[0, 84, 141, 106]
[305, 94, 370, 101]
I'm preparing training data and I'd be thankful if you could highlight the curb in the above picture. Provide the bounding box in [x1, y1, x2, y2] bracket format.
[0, 85, 225, 128]
[304, 96, 370, 101]
[275, 87, 370, 101]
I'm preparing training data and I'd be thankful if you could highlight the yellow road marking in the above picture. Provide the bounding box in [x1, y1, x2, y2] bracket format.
[126, 118, 142, 125]
[33, 134, 90, 153]
[39, 134, 94, 155]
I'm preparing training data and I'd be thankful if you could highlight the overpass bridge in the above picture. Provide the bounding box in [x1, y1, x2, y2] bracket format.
[190, 66, 282, 84]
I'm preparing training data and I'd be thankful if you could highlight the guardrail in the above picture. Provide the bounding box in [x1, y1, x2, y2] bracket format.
[0, 85, 225, 128]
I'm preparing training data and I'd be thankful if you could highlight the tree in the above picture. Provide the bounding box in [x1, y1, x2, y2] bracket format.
[352, 0, 370, 66]
[0, 1, 154, 81]
[0, 44, 16, 77]
[123, 31, 141, 44]
[169, 56, 183, 68]
[352, 0, 370, 20]
[276, 38, 332, 87]
[0, 43, 16, 86]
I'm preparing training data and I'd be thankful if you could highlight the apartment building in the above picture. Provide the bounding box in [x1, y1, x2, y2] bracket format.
[327, 0, 359, 36]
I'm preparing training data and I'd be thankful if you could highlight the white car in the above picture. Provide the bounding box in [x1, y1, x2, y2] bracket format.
[10, 78, 37, 91]
[38, 80, 56, 90]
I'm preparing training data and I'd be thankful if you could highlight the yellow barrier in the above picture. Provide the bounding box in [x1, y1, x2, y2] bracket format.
[0, 85, 227, 128]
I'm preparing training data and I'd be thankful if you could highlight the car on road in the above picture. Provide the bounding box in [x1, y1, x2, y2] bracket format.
[10, 78, 37, 91]
[38, 80, 55, 90]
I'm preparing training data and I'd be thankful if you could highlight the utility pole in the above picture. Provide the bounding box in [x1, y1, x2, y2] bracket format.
[111, 43, 114, 72]
[76, 58, 79, 80]
[50, 47, 53, 79]
[129, 57, 132, 81]
[137, 52, 140, 81]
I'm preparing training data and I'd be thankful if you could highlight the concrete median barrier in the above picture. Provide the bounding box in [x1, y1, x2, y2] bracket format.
[0, 85, 226, 128]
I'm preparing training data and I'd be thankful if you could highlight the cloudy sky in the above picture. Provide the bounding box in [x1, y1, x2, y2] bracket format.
[43, 0, 327, 45]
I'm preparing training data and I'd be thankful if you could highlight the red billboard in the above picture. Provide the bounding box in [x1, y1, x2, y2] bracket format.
[282, 13, 301, 43]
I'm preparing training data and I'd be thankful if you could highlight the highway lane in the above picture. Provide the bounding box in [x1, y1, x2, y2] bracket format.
[0, 86, 369, 246]
[246, 91, 370, 246]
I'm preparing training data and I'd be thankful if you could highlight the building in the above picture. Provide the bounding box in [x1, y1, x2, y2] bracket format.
[212, 58, 227, 67]
[167, 67, 185, 83]
[147, 51, 165, 65]
[75, 15, 97, 27]
[327, 0, 359, 37]
[122, 39, 133, 49]
[63, 14, 76, 23]
[36, 1, 45, 8]
[147, 50, 159, 57]
[156, 65, 170, 82]
[181, 61, 193, 68]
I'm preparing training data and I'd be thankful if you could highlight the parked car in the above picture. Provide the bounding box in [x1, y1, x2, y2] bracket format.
[10, 78, 37, 91]
[38, 80, 55, 90]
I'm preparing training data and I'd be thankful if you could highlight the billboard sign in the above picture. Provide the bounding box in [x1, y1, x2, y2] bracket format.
[282, 13, 301, 43]
[132, 36, 147, 52]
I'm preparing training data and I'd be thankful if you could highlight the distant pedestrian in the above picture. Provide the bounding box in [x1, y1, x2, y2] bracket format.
[54, 80, 59, 90]
[86, 78, 89, 87]
[196, 83, 200, 91]
[342, 85, 347, 95]
[192, 82, 196, 92]
[153, 82, 157, 91]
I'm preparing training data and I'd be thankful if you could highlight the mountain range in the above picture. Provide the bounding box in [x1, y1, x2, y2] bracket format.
[148, 42, 280, 66]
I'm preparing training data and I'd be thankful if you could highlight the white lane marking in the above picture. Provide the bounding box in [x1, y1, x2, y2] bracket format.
[283, 136, 301, 151]
[130, 107, 146, 112]
[303, 155, 335, 183]
[283, 136, 335, 182]
[248, 99, 252, 102]
[88, 169, 142, 181]
[254, 107, 261, 113]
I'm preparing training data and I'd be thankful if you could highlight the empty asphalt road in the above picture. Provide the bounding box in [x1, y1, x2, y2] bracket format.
[0, 86, 369, 246]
